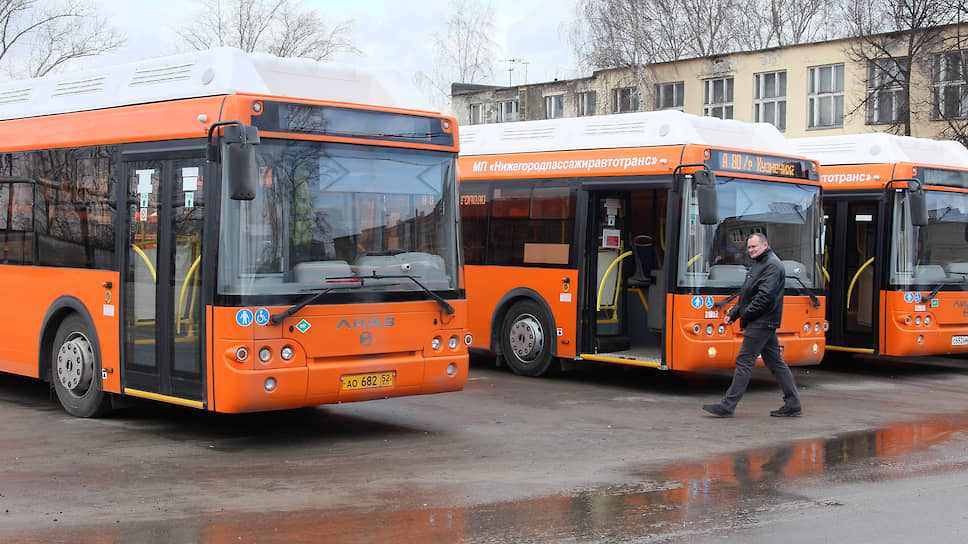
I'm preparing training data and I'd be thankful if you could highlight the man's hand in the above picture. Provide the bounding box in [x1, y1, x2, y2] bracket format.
[724, 314, 732, 325]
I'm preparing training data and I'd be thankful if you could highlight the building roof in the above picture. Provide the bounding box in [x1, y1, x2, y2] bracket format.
[460, 110, 799, 156]
[0, 48, 433, 121]
[791, 133, 968, 167]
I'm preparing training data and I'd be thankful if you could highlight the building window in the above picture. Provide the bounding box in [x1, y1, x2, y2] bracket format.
[808, 64, 844, 128]
[497, 100, 519, 122]
[934, 51, 968, 120]
[469, 103, 484, 125]
[703, 77, 733, 119]
[545, 94, 564, 119]
[754, 71, 786, 131]
[655, 82, 684, 110]
[612, 87, 638, 113]
[867, 58, 907, 124]
[578, 91, 597, 116]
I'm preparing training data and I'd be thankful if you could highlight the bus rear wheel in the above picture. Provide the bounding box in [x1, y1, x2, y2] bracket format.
[501, 300, 557, 377]
[52, 314, 111, 418]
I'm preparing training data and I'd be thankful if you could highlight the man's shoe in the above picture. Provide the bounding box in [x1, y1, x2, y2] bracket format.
[770, 406, 802, 417]
[702, 404, 733, 418]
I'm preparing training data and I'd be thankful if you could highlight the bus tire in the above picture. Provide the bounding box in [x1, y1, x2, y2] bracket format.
[500, 300, 557, 377]
[51, 314, 112, 418]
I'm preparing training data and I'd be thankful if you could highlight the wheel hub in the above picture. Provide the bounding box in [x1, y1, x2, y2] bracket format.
[508, 314, 544, 362]
[56, 332, 94, 396]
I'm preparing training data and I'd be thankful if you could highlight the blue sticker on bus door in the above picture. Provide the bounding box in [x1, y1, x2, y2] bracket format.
[236, 309, 254, 327]
[705, 296, 715, 308]
[254, 308, 270, 326]
[904, 292, 914, 303]
[692, 296, 703, 309]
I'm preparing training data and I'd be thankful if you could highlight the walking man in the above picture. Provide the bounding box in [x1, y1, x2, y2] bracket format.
[703, 232, 802, 418]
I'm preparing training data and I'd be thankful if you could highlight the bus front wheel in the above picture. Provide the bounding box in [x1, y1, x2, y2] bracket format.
[500, 300, 557, 377]
[52, 314, 112, 418]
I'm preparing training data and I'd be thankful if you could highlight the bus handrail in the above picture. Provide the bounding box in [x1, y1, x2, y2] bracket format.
[597, 250, 632, 310]
[131, 244, 157, 282]
[176, 255, 202, 334]
[846, 257, 875, 310]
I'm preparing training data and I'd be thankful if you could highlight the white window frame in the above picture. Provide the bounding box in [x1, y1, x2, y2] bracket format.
[754, 71, 786, 131]
[544, 94, 565, 119]
[577, 90, 597, 116]
[612, 87, 638, 113]
[469, 103, 485, 125]
[808, 64, 845, 128]
[867, 58, 907, 125]
[702, 77, 734, 119]
[655, 82, 684, 111]
[934, 51, 968, 120]
[497, 99, 519, 122]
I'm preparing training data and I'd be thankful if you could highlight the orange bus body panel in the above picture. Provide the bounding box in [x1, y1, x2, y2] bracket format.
[668, 294, 825, 371]
[209, 301, 469, 413]
[879, 291, 968, 356]
[464, 265, 578, 359]
[0, 265, 122, 393]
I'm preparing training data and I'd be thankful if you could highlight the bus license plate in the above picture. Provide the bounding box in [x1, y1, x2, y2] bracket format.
[953, 336, 968, 346]
[341, 371, 395, 391]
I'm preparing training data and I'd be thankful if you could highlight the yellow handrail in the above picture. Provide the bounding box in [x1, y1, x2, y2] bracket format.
[131, 244, 157, 282]
[176, 256, 202, 334]
[846, 257, 875, 310]
[597, 251, 632, 310]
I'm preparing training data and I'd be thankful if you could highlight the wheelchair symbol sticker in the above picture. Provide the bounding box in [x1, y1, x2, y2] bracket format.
[705, 296, 714, 308]
[254, 308, 270, 326]
[915, 292, 922, 303]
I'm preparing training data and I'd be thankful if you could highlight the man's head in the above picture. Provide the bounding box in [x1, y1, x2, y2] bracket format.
[747, 232, 769, 259]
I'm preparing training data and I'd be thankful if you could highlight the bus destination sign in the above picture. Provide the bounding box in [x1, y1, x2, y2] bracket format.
[708, 150, 811, 180]
[919, 167, 968, 189]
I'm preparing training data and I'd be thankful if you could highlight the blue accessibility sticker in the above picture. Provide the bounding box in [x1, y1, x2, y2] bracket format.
[254, 308, 270, 326]
[904, 292, 914, 303]
[914, 292, 922, 303]
[236, 308, 254, 327]
[692, 296, 703, 309]
[705, 296, 715, 308]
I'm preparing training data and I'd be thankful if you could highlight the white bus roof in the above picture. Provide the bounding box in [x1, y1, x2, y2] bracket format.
[459, 110, 799, 156]
[791, 133, 968, 168]
[0, 48, 433, 121]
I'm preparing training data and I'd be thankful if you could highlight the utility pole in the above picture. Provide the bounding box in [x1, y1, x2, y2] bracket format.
[500, 58, 529, 86]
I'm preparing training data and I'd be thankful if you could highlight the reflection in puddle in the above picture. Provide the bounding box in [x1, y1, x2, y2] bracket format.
[5, 416, 968, 544]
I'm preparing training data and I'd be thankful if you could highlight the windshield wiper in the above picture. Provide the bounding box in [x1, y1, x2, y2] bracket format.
[270, 279, 363, 324]
[925, 273, 968, 302]
[786, 275, 822, 308]
[358, 272, 455, 315]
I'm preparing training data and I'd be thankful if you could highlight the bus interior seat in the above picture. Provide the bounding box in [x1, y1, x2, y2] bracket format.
[782, 260, 810, 287]
[628, 235, 654, 287]
[293, 260, 352, 283]
[707, 264, 747, 282]
[913, 264, 947, 282]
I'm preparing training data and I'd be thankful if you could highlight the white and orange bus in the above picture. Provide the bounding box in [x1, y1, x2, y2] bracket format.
[793, 133, 968, 358]
[458, 111, 826, 376]
[0, 49, 469, 417]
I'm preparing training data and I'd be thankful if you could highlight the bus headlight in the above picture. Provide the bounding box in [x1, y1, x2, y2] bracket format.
[431, 337, 441, 350]
[280, 346, 294, 360]
[814, 323, 821, 332]
[449, 336, 459, 350]
[259, 347, 272, 362]
[264, 377, 277, 391]
[803, 323, 810, 333]
[904, 315, 912, 325]
[924, 316, 931, 326]
[915, 316, 922, 326]
[464, 333, 473, 346]
[446, 363, 458, 376]
[236, 347, 249, 362]
[705, 324, 714, 336]
[718, 325, 726, 335]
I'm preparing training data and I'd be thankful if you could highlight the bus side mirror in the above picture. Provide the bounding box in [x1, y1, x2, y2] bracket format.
[908, 184, 928, 227]
[694, 169, 719, 225]
[207, 122, 261, 201]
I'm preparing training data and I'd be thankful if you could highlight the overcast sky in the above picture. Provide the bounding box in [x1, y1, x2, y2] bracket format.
[100, 0, 579, 87]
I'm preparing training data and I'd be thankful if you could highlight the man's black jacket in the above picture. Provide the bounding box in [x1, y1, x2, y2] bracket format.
[727, 247, 784, 329]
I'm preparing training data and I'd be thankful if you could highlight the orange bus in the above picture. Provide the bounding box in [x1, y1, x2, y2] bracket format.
[793, 133, 968, 358]
[0, 48, 469, 417]
[458, 111, 825, 376]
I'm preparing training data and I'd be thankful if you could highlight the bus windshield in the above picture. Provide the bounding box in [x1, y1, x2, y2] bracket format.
[678, 177, 821, 289]
[218, 139, 459, 297]
[891, 189, 968, 288]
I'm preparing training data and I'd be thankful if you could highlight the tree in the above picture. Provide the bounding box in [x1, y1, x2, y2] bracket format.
[841, 0, 957, 136]
[0, 0, 125, 79]
[177, 0, 359, 61]
[420, 0, 498, 108]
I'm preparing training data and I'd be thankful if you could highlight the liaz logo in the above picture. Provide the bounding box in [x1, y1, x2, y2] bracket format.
[337, 317, 395, 329]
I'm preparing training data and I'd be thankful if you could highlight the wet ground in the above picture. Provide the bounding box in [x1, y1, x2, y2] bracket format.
[2, 355, 968, 543]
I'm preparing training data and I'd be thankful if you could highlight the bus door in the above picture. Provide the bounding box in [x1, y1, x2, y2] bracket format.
[121, 150, 207, 405]
[582, 189, 667, 367]
[824, 198, 880, 352]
